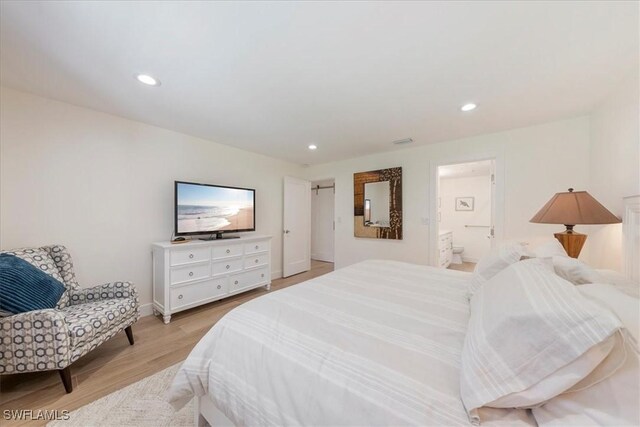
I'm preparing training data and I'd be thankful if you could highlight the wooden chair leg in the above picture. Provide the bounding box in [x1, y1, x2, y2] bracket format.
[59, 366, 72, 393]
[125, 326, 134, 345]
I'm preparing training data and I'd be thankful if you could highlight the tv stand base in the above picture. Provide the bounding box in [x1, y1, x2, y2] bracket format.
[199, 233, 240, 241]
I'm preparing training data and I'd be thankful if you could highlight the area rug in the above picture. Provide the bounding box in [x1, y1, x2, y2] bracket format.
[47, 363, 195, 427]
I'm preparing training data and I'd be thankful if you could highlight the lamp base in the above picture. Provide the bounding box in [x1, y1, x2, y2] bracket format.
[554, 230, 587, 258]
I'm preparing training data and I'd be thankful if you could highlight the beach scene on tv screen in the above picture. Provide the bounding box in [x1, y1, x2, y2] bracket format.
[177, 183, 254, 233]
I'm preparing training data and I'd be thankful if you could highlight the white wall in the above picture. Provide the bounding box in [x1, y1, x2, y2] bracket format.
[588, 70, 640, 272]
[0, 87, 303, 305]
[303, 117, 592, 269]
[311, 179, 335, 262]
[440, 175, 491, 262]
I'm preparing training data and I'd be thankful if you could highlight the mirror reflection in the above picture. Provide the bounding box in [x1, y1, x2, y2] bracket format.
[364, 181, 390, 227]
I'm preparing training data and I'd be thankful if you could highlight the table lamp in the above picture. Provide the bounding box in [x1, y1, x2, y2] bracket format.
[530, 188, 620, 258]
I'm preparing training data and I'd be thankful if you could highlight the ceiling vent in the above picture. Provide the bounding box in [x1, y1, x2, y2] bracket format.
[392, 138, 413, 145]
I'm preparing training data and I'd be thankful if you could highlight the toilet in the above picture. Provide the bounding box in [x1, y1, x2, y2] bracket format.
[452, 246, 464, 264]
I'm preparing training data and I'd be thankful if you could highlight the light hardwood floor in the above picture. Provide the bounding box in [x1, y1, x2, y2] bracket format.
[0, 260, 334, 427]
[447, 261, 476, 272]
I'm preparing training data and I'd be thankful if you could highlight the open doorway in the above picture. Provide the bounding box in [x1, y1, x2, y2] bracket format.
[436, 160, 495, 272]
[311, 179, 335, 270]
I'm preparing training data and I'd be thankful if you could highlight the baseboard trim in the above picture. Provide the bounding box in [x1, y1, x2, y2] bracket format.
[311, 252, 334, 263]
[271, 270, 282, 280]
[139, 302, 154, 317]
[462, 256, 478, 263]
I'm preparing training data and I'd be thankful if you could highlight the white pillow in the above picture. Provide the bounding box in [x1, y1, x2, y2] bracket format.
[489, 331, 623, 408]
[467, 243, 527, 296]
[460, 258, 623, 423]
[532, 284, 640, 427]
[531, 341, 639, 426]
[532, 239, 568, 258]
[579, 283, 639, 343]
[551, 256, 603, 285]
[595, 270, 640, 298]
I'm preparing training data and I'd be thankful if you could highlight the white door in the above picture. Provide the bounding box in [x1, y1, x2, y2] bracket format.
[283, 176, 311, 277]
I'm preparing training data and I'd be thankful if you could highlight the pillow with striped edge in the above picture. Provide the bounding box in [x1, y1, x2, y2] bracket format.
[531, 283, 639, 426]
[460, 258, 624, 425]
[0, 253, 66, 315]
[467, 242, 527, 298]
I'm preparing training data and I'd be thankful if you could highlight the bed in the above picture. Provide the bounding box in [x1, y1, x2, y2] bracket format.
[169, 198, 640, 426]
[168, 260, 535, 426]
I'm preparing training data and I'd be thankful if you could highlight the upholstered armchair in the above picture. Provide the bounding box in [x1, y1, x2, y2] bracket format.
[0, 245, 139, 392]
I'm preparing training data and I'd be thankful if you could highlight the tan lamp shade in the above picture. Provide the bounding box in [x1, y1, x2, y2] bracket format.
[530, 188, 620, 258]
[530, 188, 620, 226]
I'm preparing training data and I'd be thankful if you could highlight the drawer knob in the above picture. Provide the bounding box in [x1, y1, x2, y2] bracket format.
[189, 254, 194, 259]
[255, 245, 259, 250]
[217, 285, 221, 290]
[234, 280, 239, 285]
[178, 294, 183, 299]
[189, 271, 194, 277]
[226, 265, 230, 269]
[255, 259, 259, 263]
[226, 249, 230, 254]
[261, 274, 264, 278]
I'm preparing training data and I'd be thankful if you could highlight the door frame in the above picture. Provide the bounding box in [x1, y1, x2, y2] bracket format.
[428, 151, 505, 267]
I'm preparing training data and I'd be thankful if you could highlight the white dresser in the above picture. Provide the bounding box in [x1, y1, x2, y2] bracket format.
[152, 235, 272, 323]
[438, 230, 453, 268]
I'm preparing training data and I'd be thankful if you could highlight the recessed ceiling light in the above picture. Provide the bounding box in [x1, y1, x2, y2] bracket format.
[461, 103, 477, 112]
[308, 144, 317, 150]
[135, 74, 160, 86]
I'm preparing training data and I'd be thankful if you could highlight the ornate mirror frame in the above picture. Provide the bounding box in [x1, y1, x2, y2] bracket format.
[353, 167, 402, 240]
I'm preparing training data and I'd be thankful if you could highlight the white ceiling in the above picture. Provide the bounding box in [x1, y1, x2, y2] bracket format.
[439, 160, 492, 179]
[1, 1, 637, 165]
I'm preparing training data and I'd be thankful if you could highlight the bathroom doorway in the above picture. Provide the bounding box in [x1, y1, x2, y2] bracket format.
[434, 159, 497, 271]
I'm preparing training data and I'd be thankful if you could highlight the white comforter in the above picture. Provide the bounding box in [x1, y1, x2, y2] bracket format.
[168, 260, 533, 426]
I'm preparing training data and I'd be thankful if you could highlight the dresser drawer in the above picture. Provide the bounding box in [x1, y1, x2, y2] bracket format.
[171, 277, 228, 310]
[212, 244, 243, 259]
[244, 252, 269, 268]
[229, 267, 269, 293]
[170, 247, 210, 266]
[170, 263, 210, 285]
[244, 240, 269, 254]
[212, 257, 243, 276]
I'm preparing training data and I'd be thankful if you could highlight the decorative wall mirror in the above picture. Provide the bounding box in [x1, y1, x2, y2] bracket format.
[353, 167, 402, 239]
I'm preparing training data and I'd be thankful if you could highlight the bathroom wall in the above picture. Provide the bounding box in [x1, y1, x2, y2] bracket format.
[440, 175, 492, 262]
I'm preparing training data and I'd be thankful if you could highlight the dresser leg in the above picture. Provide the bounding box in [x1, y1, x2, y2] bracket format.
[265, 283, 271, 291]
[163, 314, 171, 324]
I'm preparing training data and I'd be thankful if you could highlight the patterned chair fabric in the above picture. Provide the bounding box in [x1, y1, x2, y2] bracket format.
[0, 245, 139, 375]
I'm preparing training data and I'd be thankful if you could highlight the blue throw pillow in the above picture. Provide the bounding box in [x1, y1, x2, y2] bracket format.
[0, 253, 66, 315]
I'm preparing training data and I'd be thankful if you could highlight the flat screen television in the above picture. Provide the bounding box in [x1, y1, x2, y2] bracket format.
[174, 181, 255, 240]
